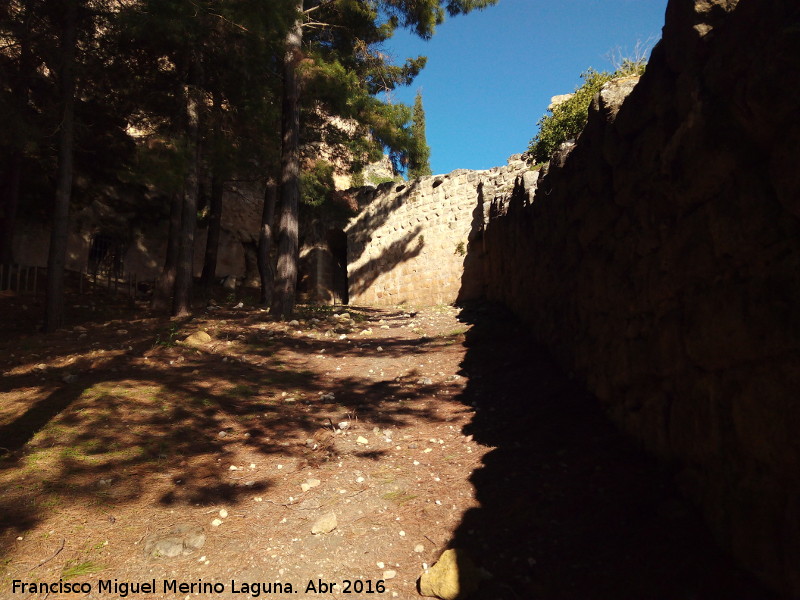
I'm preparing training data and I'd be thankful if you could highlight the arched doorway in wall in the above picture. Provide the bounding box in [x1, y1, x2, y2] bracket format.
[327, 229, 348, 305]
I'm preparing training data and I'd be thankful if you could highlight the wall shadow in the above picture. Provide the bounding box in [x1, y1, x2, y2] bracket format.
[447, 303, 777, 599]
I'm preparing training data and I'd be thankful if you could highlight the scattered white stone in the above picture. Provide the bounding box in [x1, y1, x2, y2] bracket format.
[356, 477, 365, 483]
[234, 302, 244, 308]
[277, 464, 284, 470]
[377, 346, 383, 352]
[399, 530, 406, 537]
[311, 512, 337, 535]
[229, 465, 238, 471]
[301, 483, 311, 492]
[307, 478, 321, 488]
[424, 448, 433, 453]
[254, 497, 263, 502]
[219, 509, 228, 518]
[250, 463, 256, 469]
[377, 561, 385, 569]
[415, 544, 425, 553]
[338, 421, 350, 430]
[288, 320, 300, 327]
[356, 436, 369, 445]
[211, 519, 223, 527]
[383, 570, 397, 579]
[413, 460, 420, 465]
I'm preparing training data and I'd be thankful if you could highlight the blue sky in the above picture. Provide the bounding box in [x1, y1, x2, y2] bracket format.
[384, 0, 669, 174]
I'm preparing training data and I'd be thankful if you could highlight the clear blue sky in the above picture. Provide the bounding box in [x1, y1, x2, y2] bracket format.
[384, 0, 669, 175]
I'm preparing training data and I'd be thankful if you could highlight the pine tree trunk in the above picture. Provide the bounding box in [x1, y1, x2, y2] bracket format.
[151, 191, 182, 311]
[199, 175, 224, 295]
[258, 181, 278, 305]
[44, 0, 78, 333]
[0, 154, 22, 265]
[271, 2, 303, 319]
[1, 3, 33, 265]
[172, 63, 202, 318]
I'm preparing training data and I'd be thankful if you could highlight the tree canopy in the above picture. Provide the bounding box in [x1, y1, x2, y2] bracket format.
[0, 0, 498, 324]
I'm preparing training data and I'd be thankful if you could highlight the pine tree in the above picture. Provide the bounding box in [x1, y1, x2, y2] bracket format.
[270, 0, 498, 318]
[44, 0, 79, 332]
[409, 90, 432, 178]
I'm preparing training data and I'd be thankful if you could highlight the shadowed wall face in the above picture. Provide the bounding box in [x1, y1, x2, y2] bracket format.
[478, 0, 800, 596]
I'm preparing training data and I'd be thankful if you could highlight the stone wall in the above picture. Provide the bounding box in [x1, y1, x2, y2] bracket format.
[13, 182, 265, 282]
[476, 0, 800, 596]
[345, 160, 528, 307]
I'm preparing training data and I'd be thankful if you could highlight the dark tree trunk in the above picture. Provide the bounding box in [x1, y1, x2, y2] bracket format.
[258, 181, 278, 305]
[172, 60, 202, 318]
[271, 2, 303, 319]
[151, 191, 182, 311]
[44, 0, 78, 333]
[199, 175, 224, 295]
[0, 154, 22, 265]
[1, 3, 34, 265]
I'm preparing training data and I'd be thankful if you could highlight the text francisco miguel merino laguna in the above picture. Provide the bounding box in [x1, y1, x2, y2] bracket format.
[10, 577, 361, 596]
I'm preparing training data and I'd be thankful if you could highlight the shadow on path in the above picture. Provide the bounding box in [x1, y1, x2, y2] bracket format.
[448, 303, 776, 600]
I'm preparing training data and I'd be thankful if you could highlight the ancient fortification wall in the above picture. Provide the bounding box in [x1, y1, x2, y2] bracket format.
[481, 0, 800, 595]
[345, 160, 529, 307]
[346, 0, 800, 595]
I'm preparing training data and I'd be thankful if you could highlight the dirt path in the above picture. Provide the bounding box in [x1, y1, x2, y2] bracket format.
[0, 300, 774, 599]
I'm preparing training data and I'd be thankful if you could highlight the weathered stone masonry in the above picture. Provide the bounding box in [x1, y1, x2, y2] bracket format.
[346, 0, 800, 596]
[345, 161, 529, 307]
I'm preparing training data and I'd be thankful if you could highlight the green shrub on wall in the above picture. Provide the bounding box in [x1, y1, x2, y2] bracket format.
[528, 60, 645, 164]
[301, 160, 336, 206]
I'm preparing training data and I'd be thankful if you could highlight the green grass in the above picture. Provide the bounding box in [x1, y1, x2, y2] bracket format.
[382, 490, 419, 505]
[62, 560, 104, 579]
[226, 384, 257, 398]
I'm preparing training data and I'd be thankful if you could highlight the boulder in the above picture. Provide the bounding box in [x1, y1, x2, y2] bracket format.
[418, 548, 479, 600]
[183, 331, 212, 347]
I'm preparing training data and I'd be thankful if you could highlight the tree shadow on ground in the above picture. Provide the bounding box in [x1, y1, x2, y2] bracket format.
[447, 303, 776, 600]
[0, 305, 455, 561]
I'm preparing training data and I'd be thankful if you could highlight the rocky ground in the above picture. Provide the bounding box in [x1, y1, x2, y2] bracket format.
[0, 291, 776, 600]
